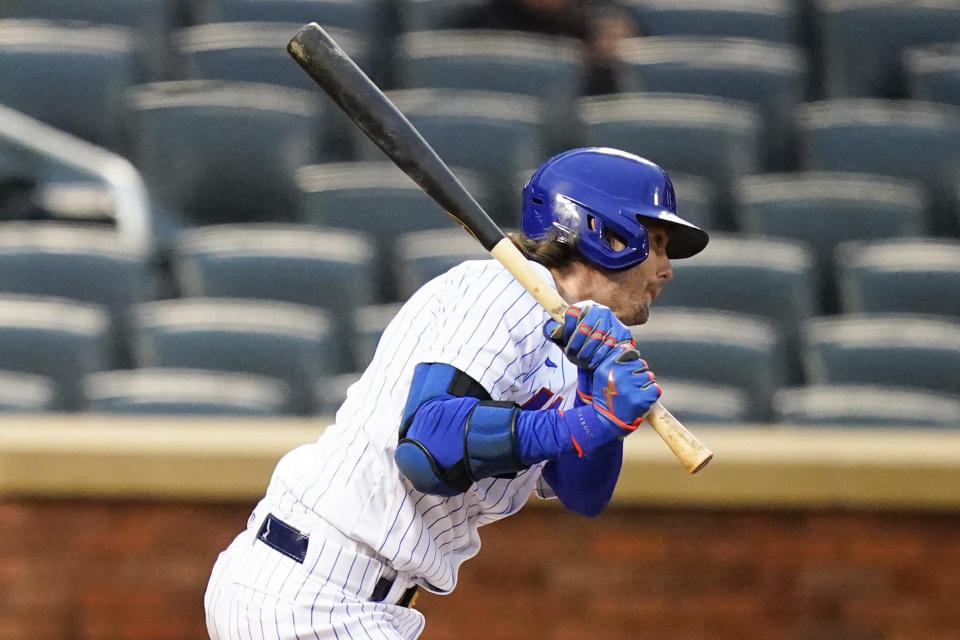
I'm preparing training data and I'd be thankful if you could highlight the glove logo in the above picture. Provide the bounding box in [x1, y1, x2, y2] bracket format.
[603, 369, 618, 409]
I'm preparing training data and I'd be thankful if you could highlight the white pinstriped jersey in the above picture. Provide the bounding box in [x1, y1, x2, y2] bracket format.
[262, 258, 578, 594]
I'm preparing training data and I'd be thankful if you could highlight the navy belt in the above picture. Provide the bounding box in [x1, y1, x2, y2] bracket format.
[256, 513, 419, 607]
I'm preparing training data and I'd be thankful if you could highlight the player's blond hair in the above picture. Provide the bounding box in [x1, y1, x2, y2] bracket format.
[508, 231, 581, 270]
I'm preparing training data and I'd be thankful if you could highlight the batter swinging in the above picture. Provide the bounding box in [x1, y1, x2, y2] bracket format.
[204, 148, 709, 639]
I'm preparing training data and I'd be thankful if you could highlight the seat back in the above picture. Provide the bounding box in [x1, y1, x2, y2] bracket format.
[133, 298, 339, 413]
[631, 308, 786, 420]
[396, 229, 490, 299]
[173, 224, 375, 367]
[0, 370, 56, 413]
[0, 21, 139, 149]
[655, 235, 816, 382]
[127, 80, 321, 224]
[654, 378, 753, 424]
[85, 368, 292, 415]
[819, 0, 960, 97]
[737, 172, 928, 311]
[905, 43, 960, 107]
[774, 384, 960, 428]
[621, 0, 798, 43]
[803, 314, 960, 397]
[837, 239, 960, 319]
[0, 295, 113, 410]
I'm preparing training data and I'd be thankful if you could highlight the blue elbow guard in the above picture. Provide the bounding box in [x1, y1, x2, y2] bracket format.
[396, 363, 524, 496]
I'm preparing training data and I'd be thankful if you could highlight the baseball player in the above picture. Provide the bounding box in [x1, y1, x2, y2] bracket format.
[204, 147, 709, 640]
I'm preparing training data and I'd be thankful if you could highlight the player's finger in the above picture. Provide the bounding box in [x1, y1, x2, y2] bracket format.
[576, 313, 612, 365]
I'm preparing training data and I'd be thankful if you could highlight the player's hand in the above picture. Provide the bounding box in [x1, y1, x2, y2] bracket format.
[556, 345, 661, 458]
[543, 302, 635, 370]
[588, 345, 661, 434]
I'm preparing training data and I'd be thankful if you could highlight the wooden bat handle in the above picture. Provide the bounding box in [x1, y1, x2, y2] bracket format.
[490, 238, 714, 473]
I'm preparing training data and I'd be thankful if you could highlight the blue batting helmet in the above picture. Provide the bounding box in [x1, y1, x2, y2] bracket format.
[520, 147, 709, 270]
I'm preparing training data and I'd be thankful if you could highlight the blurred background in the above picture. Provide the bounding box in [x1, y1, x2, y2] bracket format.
[0, 0, 959, 638]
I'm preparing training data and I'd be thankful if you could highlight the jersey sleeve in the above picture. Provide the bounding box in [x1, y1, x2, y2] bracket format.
[419, 260, 555, 402]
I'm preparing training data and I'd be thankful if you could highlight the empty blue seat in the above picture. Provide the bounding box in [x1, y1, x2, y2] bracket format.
[836, 238, 960, 319]
[818, 0, 960, 98]
[295, 162, 478, 299]
[622, 0, 798, 43]
[84, 368, 293, 415]
[362, 89, 546, 224]
[654, 234, 816, 382]
[126, 80, 321, 224]
[670, 173, 719, 231]
[0, 21, 139, 150]
[174, 23, 373, 92]
[132, 298, 340, 413]
[397, 0, 487, 31]
[0, 295, 113, 410]
[396, 229, 489, 299]
[655, 378, 753, 425]
[579, 93, 763, 211]
[803, 314, 960, 397]
[905, 43, 960, 107]
[0, 370, 56, 413]
[172, 224, 377, 368]
[0, 222, 157, 365]
[737, 172, 928, 311]
[797, 99, 960, 233]
[616, 37, 806, 168]
[0, 2, 176, 78]
[396, 30, 584, 100]
[774, 384, 960, 428]
[631, 308, 786, 421]
[206, 0, 384, 33]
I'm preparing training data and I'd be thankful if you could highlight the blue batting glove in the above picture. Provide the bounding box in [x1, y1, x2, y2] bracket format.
[543, 302, 635, 370]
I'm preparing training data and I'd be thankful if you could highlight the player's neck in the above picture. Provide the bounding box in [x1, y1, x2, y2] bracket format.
[550, 262, 597, 305]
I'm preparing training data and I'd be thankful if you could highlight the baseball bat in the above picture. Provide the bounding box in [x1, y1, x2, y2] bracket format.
[287, 23, 712, 473]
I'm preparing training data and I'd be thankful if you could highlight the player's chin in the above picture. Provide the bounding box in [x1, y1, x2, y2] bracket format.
[622, 303, 650, 326]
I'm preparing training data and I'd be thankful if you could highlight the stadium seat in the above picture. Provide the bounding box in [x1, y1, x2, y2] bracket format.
[132, 298, 340, 413]
[654, 234, 816, 382]
[0, 21, 139, 150]
[818, 0, 960, 98]
[205, 0, 384, 33]
[773, 384, 960, 428]
[905, 43, 960, 107]
[631, 308, 786, 421]
[84, 368, 293, 415]
[616, 37, 807, 168]
[0, 222, 157, 364]
[295, 162, 481, 300]
[836, 238, 960, 319]
[621, 0, 798, 43]
[396, 229, 489, 300]
[397, 0, 487, 32]
[314, 372, 362, 416]
[797, 99, 960, 233]
[0, 2, 175, 78]
[654, 378, 753, 425]
[670, 173, 719, 232]
[396, 30, 584, 100]
[737, 172, 928, 312]
[803, 314, 960, 397]
[352, 303, 403, 370]
[359, 89, 546, 224]
[0, 295, 113, 410]
[174, 23, 373, 92]
[0, 370, 56, 413]
[126, 80, 321, 225]
[172, 224, 376, 369]
[579, 93, 763, 217]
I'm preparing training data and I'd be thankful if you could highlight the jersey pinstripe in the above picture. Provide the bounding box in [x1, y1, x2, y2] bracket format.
[206, 258, 577, 639]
